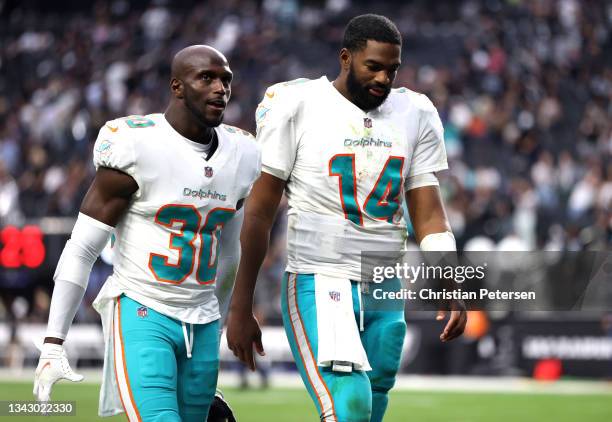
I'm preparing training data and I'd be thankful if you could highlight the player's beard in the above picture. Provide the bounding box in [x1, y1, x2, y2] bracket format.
[346, 64, 390, 111]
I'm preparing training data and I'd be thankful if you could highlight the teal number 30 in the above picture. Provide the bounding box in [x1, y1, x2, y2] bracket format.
[329, 155, 404, 225]
[148, 205, 235, 284]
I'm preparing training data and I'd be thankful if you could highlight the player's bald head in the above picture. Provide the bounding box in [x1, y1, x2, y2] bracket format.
[171, 45, 229, 80]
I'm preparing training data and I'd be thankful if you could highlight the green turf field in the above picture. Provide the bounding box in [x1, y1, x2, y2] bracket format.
[1, 382, 610, 421]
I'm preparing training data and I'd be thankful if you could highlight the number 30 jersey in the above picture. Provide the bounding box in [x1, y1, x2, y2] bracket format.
[92, 113, 260, 324]
[256, 77, 447, 281]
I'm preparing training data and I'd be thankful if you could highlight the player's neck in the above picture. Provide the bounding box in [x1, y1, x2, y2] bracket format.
[164, 107, 215, 145]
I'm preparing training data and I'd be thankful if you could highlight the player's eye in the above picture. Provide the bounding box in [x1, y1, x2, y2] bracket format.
[202, 73, 213, 82]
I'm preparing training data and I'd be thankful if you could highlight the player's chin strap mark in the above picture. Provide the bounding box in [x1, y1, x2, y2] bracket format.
[181, 321, 194, 359]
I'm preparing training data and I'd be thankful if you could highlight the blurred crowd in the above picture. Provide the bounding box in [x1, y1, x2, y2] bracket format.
[0, 0, 611, 326]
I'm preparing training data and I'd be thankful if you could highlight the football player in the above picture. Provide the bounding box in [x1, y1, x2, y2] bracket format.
[227, 14, 466, 422]
[34, 45, 258, 422]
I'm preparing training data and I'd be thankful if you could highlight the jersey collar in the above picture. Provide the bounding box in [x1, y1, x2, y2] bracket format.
[160, 114, 226, 162]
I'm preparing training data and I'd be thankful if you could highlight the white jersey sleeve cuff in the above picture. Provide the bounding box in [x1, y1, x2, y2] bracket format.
[405, 172, 439, 191]
[261, 164, 290, 181]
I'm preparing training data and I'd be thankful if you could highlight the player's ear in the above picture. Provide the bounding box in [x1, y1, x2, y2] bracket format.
[339, 48, 352, 71]
[170, 78, 184, 99]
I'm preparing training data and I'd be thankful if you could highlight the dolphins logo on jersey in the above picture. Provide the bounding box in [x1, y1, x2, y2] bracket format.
[256, 105, 271, 125]
[95, 140, 113, 157]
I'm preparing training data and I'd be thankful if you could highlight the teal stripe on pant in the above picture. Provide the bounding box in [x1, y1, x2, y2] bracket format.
[117, 295, 219, 422]
[281, 273, 406, 422]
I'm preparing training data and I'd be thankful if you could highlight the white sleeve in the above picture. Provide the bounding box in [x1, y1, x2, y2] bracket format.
[408, 99, 448, 178]
[45, 280, 87, 340]
[214, 208, 244, 322]
[243, 145, 262, 198]
[92, 121, 141, 191]
[405, 172, 439, 191]
[255, 85, 299, 181]
[46, 213, 113, 339]
[53, 213, 113, 286]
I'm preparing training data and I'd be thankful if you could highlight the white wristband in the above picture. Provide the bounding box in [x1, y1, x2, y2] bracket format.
[419, 231, 456, 251]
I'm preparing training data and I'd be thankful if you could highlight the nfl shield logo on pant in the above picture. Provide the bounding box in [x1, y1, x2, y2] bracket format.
[137, 306, 148, 318]
[329, 291, 341, 302]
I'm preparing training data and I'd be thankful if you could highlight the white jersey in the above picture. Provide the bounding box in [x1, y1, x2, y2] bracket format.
[92, 113, 260, 324]
[256, 76, 447, 280]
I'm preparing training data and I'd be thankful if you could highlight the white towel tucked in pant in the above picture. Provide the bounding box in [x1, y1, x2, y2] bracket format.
[92, 280, 124, 417]
[314, 274, 371, 371]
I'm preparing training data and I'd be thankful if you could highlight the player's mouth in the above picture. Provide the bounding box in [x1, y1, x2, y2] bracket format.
[206, 99, 226, 112]
[368, 87, 388, 97]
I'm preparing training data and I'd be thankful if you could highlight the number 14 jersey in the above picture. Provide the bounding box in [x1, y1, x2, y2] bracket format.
[256, 76, 447, 280]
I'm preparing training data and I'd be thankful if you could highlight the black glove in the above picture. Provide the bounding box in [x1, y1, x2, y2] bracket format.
[207, 390, 237, 422]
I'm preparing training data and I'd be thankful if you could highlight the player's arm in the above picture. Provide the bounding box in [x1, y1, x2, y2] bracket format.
[226, 172, 286, 370]
[406, 180, 451, 244]
[45, 167, 137, 344]
[406, 180, 466, 342]
[34, 167, 137, 401]
[215, 206, 244, 322]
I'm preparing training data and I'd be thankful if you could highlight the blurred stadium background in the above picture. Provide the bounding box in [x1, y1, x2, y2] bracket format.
[0, 0, 611, 420]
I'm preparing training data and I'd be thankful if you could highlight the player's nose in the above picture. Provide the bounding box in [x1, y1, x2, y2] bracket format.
[211, 78, 229, 95]
[377, 71, 391, 86]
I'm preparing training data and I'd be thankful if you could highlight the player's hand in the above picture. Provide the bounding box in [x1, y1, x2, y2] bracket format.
[226, 310, 265, 371]
[436, 307, 467, 342]
[207, 389, 237, 422]
[33, 342, 84, 402]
